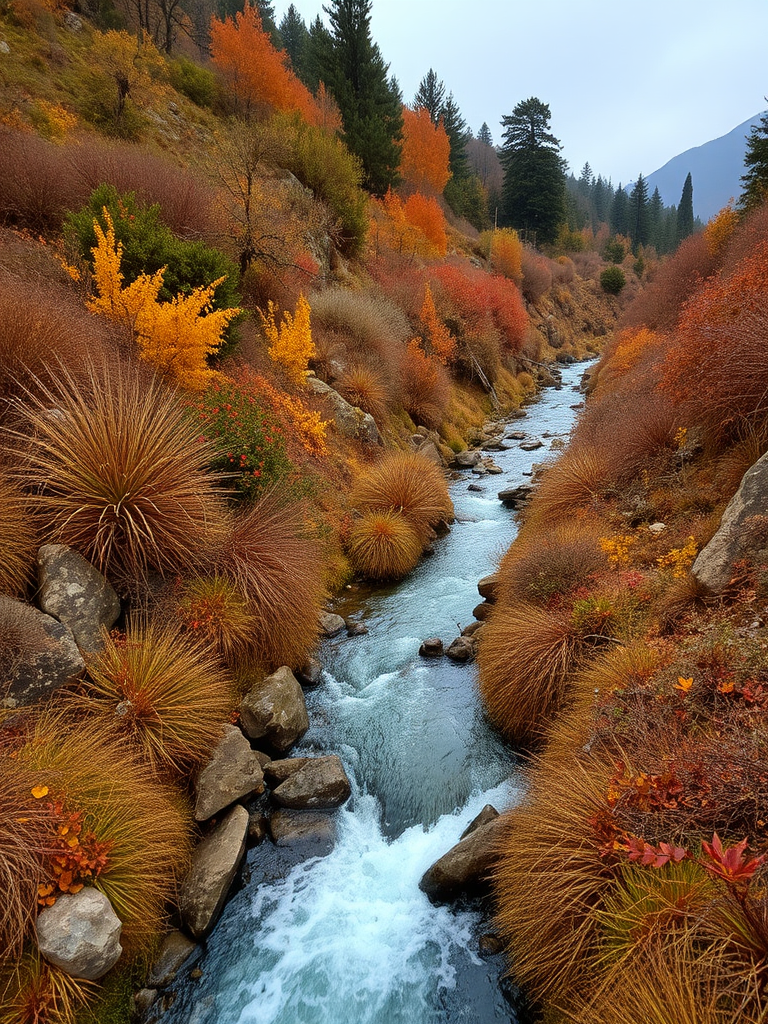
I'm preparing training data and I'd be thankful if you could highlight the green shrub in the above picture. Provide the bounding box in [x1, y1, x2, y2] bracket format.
[600, 265, 627, 295]
[64, 184, 240, 315]
[603, 238, 626, 264]
[168, 57, 217, 109]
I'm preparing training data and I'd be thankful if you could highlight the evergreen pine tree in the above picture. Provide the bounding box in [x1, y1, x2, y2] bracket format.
[414, 69, 445, 125]
[648, 185, 664, 252]
[319, 0, 403, 195]
[302, 15, 334, 92]
[676, 172, 694, 242]
[477, 122, 493, 147]
[610, 184, 629, 237]
[628, 173, 650, 251]
[593, 175, 611, 226]
[279, 4, 309, 76]
[740, 107, 768, 212]
[499, 97, 565, 245]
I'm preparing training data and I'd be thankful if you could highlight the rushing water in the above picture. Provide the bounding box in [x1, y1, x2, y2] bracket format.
[160, 363, 588, 1024]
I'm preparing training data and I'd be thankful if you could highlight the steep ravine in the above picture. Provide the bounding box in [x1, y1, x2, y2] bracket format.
[157, 362, 591, 1024]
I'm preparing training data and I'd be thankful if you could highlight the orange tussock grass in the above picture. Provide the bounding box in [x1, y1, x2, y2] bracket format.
[491, 753, 616, 1002]
[70, 621, 233, 777]
[335, 362, 391, 423]
[13, 709, 191, 951]
[0, 757, 54, 962]
[0, 948, 97, 1024]
[477, 601, 588, 746]
[496, 520, 604, 606]
[14, 362, 226, 589]
[400, 340, 451, 429]
[0, 472, 38, 597]
[350, 451, 453, 544]
[176, 574, 258, 665]
[523, 446, 613, 527]
[347, 510, 423, 581]
[215, 491, 324, 671]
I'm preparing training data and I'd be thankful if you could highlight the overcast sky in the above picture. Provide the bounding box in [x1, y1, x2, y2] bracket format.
[273, 0, 767, 186]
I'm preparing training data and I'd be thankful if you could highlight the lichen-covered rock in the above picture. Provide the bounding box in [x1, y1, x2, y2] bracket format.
[36, 544, 120, 652]
[194, 724, 264, 822]
[36, 889, 122, 980]
[308, 377, 382, 445]
[0, 595, 85, 707]
[239, 667, 309, 754]
[178, 805, 249, 939]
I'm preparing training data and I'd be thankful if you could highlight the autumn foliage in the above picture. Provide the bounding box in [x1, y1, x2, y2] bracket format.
[399, 106, 451, 195]
[259, 294, 315, 388]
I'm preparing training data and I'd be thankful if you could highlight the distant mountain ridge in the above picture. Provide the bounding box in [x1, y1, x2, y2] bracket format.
[643, 113, 765, 222]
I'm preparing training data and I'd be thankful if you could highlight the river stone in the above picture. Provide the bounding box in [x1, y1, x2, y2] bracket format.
[520, 440, 544, 451]
[178, 805, 249, 939]
[269, 809, 336, 850]
[239, 667, 309, 754]
[506, 431, 526, 441]
[419, 637, 444, 658]
[461, 621, 485, 638]
[450, 450, 481, 469]
[498, 484, 533, 507]
[147, 930, 197, 988]
[419, 814, 508, 902]
[296, 656, 323, 687]
[467, 483, 484, 493]
[472, 602, 493, 622]
[307, 377, 382, 445]
[271, 755, 352, 809]
[477, 573, 500, 602]
[194, 724, 265, 822]
[319, 611, 346, 637]
[0, 595, 85, 707]
[415, 440, 444, 466]
[482, 439, 510, 451]
[346, 620, 368, 636]
[132, 989, 158, 1016]
[264, 757, 310, 787]
[36, 544, 120, 652]
[445, 636, 475, 662]
[36, 888, 122, 980]
[693, 452, 768, 593]
[460, 804, 499, 839]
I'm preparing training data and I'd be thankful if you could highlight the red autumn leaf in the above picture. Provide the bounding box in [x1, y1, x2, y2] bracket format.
[700, 832, 766, 884]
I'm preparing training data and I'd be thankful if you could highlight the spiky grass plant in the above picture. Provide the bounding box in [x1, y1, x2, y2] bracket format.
[15, 711, 191, 951]
[0, 948, 97, 1024]
[491, 754, 617, 1004]
[0, 473, 37, 597]
[496, 520, 604, 605]
[350, 451, 453, 544]
[477, 602, 587, 746]
[524, 446, 613, 527]
[336, 362, 390, 422]
[14, 362, 226, 590]
[71, 621, 233, 776]
[347, 510, 423, 581]
[176, 574, 258, 664]
[216, 491, 324, 671]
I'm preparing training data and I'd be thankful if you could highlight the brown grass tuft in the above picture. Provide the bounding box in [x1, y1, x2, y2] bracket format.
[335, 362, 391, 422]
[524, 446, 613, 527]
[176, 575, 259, 665]
[0, 472, 38, 597]
[14, 362, 226, 590]
[399, 342, 451, 429]
[347, 510, 422, 581]
[496, 520, 604, 605]
[70, 621, 233, 776]
[215, 492, 324, 671]
[350, 451, 453, 544]
[0, 947, 97, 1024]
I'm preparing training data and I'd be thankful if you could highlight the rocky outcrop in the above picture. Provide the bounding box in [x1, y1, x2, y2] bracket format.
[178, 805, 249, 939]
[36, 889, 122, 980]
[308, 377, 382, 445]
[194, 724, 265, 822]
[36, 544, 120, 652]
[693, 451, 768, 594]
[271, 755, 351, 809]
[239, 667, 310, 754]
[0, 595, 85, 707]
[419, 809, 506, 902]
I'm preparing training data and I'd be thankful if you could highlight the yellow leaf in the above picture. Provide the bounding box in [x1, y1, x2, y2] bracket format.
[31, 785, 49, 799]
[675, 676, 693, 692]
[37, 884, 54, 897]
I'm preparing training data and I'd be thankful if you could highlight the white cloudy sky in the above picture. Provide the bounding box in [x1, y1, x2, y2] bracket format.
[273, 0, 767, 185]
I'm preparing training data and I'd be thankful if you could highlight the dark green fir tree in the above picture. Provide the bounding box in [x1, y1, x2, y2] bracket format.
[676, 172, 694, 242]
[740, 107, 768, 212]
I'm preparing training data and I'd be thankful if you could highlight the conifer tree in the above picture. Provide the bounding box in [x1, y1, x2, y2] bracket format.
[676, 172, 694, 242]
[302, 15, 333, 92]
[648, 185, 663, 251]
[414, 69, 445, 126]
[319, 0, 403, 195]
[628, 173, 650, 250]
[279, 4, 309, 75]
[477, 122, 493, 147]
[610, 184, 629, 237]
[740, 107, 768, 212]
[499, 97, 565, 245]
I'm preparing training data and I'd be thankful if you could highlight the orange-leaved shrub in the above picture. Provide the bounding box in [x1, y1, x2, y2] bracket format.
[399, 107, 451, 195]
[418, 283, 456, 365]
[430, 263, 527, 358]
[520, 248, 552, 302]
[259, 294, 315, 387]
[347, 510, 423, 581]
[14, 362, 226, 589]
[400, 339, 451, 429]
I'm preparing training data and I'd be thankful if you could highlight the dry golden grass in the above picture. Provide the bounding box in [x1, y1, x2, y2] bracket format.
[176, 574, 259, 665]
[350, 451, 453, 544]
[14, 362, 226, 591]
[477, 601, 587, 746]
[524, 446, 613, 527]
[336, 362, 391, 422]
[70, 621, 233, 776]
[0, 472, 38, 597]
[216, 491, 324, 671]
[309, 287, 410, 363]
[14, 710, 191, 950]
[0, 948, 97, 1024]
[347, 510, 423, 581]
[496, 520, 604, 605]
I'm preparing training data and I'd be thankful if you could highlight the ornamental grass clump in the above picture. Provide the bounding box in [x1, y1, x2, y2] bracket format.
[71, 621, 233, 776]
[0, 472, 38, 597]
[496, 520, 604, 606]
[15, 362, 226, 591]
[0, 947, 96, 1024]
[176, 574, 258, 664]
[347, 510, 422, 581]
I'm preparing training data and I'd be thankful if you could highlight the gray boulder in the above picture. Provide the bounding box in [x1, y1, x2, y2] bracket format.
[147, 930, 197, 988]
[239, 667, 310, 754]
[178, 805, 249, 939]
[419, 814, 508, 902]
[451, 450, 481, 469]
[419, 638, 444, 658]
[264, 757, 310, 787]
[520, 440, 544, 452]
[693, 451, 768, 594]
[36, 544, 120, 652]
[308, 377, 382, 445]
[0, 595, 85, 707]
[319, 612, 346, 637]
[36, 888, 122, 980]
[269, 809, 336, 850]
[498, 484, 534, 508]
[271, 755, 351, 809]
[194, 724, 265, 822]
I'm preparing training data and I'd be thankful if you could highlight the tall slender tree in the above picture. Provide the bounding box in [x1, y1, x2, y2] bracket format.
[610, 184, 629, 237]
[499, 97, 565, 245]
[628, 173, 650, 250]
[279, 4, 309, 76]
[319, 0, 403, 194]
[676, 171, 694, 242]
[740, 107, 768, 212]
[414, 69, 445, 126]
[477, 122, 493, 147]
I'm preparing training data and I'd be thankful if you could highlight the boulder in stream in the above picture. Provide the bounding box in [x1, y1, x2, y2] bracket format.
[178, 805, 249, 939]
[419, 638, 444, 658]
[446, 636, 476, 662]
[271, 755, 352, 809]
[419, 811, 507, 902]
[194, 724, 264, 822]
[239, 666, 309, 754]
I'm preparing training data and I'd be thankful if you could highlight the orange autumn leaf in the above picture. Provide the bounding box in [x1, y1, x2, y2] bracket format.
[31, 785, 49, 799]
[675, 676, 693, 692]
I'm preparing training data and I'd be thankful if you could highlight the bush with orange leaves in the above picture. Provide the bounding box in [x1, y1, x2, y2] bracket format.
[430, 263, 527, 357]
[259, 294, 315, 388]
[418, 283, 455, 365]
[376, 190, 448, 258]
[400, 107, 451, 195]
[481, 228, 523, 284]
[400, 339, 451, 429]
